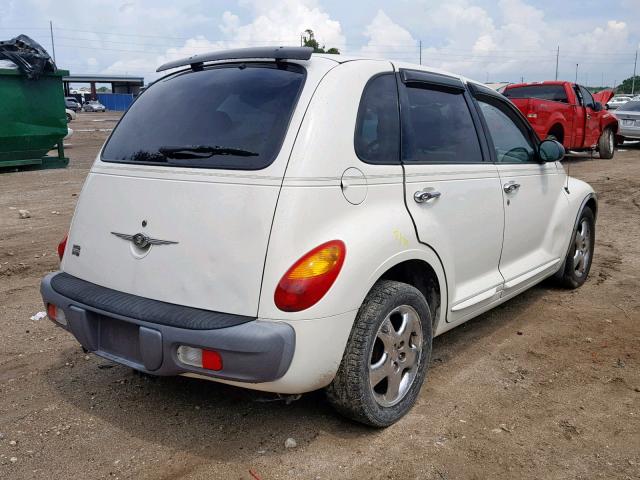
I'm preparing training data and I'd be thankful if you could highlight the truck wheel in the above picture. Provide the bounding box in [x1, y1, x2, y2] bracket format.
[598, 128, 615, 159]
[556, 207, 595, 289]
[325, 280, 432, 427]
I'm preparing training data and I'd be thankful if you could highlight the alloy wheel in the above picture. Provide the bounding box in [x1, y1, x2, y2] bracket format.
[368, 305, 423, 407]
[573, 219, 592, 277]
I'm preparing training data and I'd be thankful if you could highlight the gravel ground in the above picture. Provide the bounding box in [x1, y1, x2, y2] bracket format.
[1, 112, 639, 479]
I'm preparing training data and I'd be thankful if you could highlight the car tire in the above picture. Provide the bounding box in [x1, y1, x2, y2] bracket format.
[598, 128, 615, 159]
[66, 113, 72, 122]
[325, 280, 433, 427]
[556, 207, 595, 289]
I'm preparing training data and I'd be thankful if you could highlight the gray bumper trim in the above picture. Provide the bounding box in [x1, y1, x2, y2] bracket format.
[41, 272, 295, 383]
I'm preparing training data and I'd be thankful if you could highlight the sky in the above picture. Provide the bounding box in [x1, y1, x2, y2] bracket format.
[1, 0, 639, 86]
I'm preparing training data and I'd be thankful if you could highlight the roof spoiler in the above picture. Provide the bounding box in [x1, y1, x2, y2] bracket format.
[156, 46, 313, 72]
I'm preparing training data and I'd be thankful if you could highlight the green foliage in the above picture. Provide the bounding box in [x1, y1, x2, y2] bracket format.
[616, 75, 640, 94]
[303, 29, 340, 55]
[96, 86, 111, 92]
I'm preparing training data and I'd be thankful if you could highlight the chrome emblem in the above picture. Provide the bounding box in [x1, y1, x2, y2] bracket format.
[111, 232, 178, 248]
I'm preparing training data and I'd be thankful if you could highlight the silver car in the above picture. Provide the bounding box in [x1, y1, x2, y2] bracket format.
[607, 95, 632, 110]
[83, 100, 106, 112]
[616, 100, 640, 141]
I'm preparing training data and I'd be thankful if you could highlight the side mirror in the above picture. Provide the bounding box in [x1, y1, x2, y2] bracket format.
[593, 102, 603, 112]
[538, 139, 565, 162]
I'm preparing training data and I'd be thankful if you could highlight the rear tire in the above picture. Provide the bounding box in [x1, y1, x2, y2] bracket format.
[598, 128, 615, 159]
[325, 280, 432, 427]
[556, 207, 595, 289]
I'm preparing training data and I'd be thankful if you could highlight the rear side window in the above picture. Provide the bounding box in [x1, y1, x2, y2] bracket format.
[354, 74, 400, 164]
[621, 101, 640, 111]
[401, 86, 483, 164]
[504, 85, 568, 103]
[102, 63, 305, 170]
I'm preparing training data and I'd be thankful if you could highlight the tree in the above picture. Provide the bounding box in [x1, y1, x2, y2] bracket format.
[616, 75, 640, 94]
[302, 29, 340, 55]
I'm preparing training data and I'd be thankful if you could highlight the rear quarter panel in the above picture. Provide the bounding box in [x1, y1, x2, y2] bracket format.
[258, 60, 448, 325]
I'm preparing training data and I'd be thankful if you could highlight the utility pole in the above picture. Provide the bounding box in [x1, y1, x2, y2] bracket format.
[632, 49, 638, 95]
[419, 40, 422, 65]
[49, 20, 56, 63]
[555, 45, 559, 80]
[575, 63, 578, 84]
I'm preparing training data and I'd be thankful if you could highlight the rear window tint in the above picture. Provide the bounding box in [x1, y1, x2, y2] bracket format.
[101, 63, 305, 170]
[504, 85, 568, 103]
[354, 74, 400, 164]
[620, 101, 640, 112]
[401, 86, 483, 164]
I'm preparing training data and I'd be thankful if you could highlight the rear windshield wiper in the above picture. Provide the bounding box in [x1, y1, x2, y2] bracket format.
[158, 145, 259, 159]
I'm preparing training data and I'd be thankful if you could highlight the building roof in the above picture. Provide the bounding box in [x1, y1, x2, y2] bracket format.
[62, 74, 144, 84]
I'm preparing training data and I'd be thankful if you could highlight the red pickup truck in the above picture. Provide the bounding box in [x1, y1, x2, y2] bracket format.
[503, 81, 618, 158]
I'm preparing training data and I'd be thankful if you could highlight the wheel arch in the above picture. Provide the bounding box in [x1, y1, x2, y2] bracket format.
[365, 249, 448, 335]
[547, 123, 565, 143]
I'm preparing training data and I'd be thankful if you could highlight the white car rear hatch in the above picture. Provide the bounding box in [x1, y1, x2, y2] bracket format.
[62, 55, 337, 317]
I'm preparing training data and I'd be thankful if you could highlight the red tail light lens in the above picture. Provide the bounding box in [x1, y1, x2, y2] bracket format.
[274, 240, 346, 312]
[57, 234, 68, 260]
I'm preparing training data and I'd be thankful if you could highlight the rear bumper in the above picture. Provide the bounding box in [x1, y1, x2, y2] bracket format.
[40, 272, 295, 383]
[619, 126, 640, 139]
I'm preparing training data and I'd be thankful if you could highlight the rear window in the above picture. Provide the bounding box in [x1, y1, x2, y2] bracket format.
[504, 85, 568, 103]
[620, 101, 640, 112]
[101, 63, 305, 170]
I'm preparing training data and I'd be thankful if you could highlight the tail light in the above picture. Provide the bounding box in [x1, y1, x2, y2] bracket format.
[274, 240, 346, 312]
[57, 234, 68, 260]
[177, 345, 223, 371]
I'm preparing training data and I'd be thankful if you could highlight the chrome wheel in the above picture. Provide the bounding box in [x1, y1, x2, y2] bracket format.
[573, 219, 592, 277]
[369, 305, 423, 407]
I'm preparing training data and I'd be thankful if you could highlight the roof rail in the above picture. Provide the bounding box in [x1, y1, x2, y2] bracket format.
[156, 46, 313, 72]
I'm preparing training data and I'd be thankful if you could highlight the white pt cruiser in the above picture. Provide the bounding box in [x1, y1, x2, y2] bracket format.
[41, 47, 597, 427]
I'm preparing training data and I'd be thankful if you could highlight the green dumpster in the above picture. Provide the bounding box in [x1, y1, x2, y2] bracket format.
[0, 67, 69, 170]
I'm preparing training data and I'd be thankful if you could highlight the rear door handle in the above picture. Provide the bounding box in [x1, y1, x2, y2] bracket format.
[414, 189, 441, 203]
[503, 181, 520, 194]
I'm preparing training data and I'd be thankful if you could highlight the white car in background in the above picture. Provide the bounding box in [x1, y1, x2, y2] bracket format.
[41, 47, 597, 427]
[65, 108, 76, 122]
[615, 100, 640, 142]
[82, 100, 106, 112]
[607, 95, 632, 110]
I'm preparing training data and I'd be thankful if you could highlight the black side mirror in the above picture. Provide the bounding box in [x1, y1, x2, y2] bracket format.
[538, 139, 565, 162]
[593, 102, 603, 112]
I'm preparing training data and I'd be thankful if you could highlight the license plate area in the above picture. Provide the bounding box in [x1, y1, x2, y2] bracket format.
[97, 314, 142, 364]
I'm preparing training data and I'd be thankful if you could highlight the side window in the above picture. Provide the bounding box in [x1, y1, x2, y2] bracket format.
[477, 99, 536, 163]
[354, 74, 400, 164]
[579, 86, 595, 109]
[401, 86, 483, 163]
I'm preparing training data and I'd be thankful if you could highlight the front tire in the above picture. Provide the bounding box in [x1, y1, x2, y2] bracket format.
[325, 280, 432, 427]
[598, 128, 615, 159]
[557, 207, 595, 288]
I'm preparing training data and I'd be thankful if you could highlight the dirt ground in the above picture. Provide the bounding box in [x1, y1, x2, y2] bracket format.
[1, 112, 639, 480]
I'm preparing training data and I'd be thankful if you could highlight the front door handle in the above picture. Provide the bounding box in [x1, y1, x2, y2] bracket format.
[503, 181, 521, 194]
[414, 189, 441, 203]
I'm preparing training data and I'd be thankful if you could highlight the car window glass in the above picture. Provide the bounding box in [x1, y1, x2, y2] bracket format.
[401, 86, 483, 163]
[102, 63, 305, 170]
[579, 86, 595, 109]
[477, 99, 535, 163]
[620, 101, 640, 112]
[504, 85, 568, 103]
[354, 74, 400, 164]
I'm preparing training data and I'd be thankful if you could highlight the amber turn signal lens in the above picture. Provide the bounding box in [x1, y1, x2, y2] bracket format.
[274, 240, 346, 312]
[57, 234, 68, 260]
